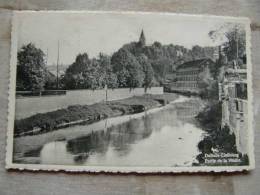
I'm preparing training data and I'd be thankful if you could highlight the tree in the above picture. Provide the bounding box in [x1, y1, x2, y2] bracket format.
[210, 48, 226, 80]
[63, 53, 100, 89]
[223, 25, 245, 63]
[17, 43, 47, 91]
[111, 48, 144, 89]
[98, 53, 118, 89]
[44, 71, 57, 90]
[197, 65, 218, 100]
[82, 58, 100, 90]
[63, 53, 88, 89]
[61, 72, 77, 89]
[66, 53, 90, 75]
[150, 57, 173, 85]
[136, 54, 154, 91]
[209, 23, 246, 63]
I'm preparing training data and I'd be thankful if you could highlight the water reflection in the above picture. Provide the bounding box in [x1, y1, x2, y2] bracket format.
[66, 114, 155, 164]
[39, 97, 205, 166]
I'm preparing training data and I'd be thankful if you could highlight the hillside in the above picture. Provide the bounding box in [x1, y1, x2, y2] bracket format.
[113, 35, 217, 85]
[61, 31, 218, 90]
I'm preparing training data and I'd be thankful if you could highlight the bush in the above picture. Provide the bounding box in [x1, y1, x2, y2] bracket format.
[196, 101, 239, 165]
[196, 101, 222, 131]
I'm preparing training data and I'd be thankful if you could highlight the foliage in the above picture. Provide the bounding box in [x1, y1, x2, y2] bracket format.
[63, 53, 104, 90]
[62, 52, 119, 90]
[19, 31, 221, 91]
[214, 124, 237, 153]
[197, 124, 237, 157]
[151, 57, 173, 84]
[199, 80, 219, 100]
[62, 38, 217, 90]
[17, 43, 47, 91]
[210, 53, 225, 80]
[121, 38, 216, 87]
[44, 71, 57, 90]
[98, 53, 118, 89]
[111, 48, 144, 88]
[136, 54, 154, 91]
[209, 23, 246, 62]
[223, 25, 246, 62]
[196, 102, 238, 164]
[197, 64, 219, 100]
[196, 101, 222, 131]
[62, 53, 89, 89]
[14, 95, 164, 137]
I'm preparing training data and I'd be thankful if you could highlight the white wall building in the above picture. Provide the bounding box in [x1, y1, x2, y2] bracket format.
[219, 67, 248, 154]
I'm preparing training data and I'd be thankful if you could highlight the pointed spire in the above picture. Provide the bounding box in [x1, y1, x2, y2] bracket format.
[139, 29, 146, 47]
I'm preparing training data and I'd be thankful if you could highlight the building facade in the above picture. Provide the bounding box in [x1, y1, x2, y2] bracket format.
[166, 58, 215, 94]
[219, 66, 248, 154]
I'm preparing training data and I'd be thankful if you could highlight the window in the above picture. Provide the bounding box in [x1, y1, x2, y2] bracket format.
[235, 100, 239, 111]
[236, 83, 247, 99]
[235, 100, 244, 112]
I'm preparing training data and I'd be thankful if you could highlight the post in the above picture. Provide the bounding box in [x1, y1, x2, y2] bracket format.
[105, 84, 108, 103]
[163, 63, 166, 105]
[236, 26, 239, 63]
[56, 40, 60, 89]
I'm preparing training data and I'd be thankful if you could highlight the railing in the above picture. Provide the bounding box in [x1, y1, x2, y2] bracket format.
[16, 90, 67, 97]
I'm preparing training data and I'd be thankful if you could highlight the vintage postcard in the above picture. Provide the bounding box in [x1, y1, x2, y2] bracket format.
[6, 11, 254, 173]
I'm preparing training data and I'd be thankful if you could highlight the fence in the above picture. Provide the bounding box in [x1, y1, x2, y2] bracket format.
[16, 90, 67, 97]
[15, 87, 163, 120]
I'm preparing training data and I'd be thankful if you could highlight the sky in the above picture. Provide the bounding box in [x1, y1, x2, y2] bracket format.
[16, 12, 240, 65]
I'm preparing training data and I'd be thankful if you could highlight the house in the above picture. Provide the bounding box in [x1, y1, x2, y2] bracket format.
[219, 65, 248, 154]
[166, 58, 215, 94]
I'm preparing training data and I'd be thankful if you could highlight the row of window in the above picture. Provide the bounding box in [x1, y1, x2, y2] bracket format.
[174, 82, 199, 88]
[176, 70, 200, 76]
[177, 76, 199, 81]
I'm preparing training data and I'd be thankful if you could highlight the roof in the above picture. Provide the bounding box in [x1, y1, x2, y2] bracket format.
[176, 58, 214, 70]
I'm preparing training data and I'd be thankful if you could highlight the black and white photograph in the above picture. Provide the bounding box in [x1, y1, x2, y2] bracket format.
[6, 11, 254, 172]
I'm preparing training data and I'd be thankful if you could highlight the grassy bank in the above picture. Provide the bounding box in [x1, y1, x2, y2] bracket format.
[15, 93, 178, 137]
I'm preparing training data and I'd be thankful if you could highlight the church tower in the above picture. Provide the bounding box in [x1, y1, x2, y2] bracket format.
[139, 29, 146, 47]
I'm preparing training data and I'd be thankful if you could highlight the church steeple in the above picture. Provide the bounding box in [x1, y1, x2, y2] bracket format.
[139, 29, 146, 47]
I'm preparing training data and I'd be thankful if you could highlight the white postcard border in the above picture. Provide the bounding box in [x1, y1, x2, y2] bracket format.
[5, 11, 255, 173]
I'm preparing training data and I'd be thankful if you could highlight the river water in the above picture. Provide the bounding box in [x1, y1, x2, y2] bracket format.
[16, 96, 206, 167]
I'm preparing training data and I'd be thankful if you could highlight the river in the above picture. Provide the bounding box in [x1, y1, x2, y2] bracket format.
[14, 95, 206, 167]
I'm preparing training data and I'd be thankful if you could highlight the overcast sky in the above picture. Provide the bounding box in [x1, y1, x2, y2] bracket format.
[16, 12, 239, 65]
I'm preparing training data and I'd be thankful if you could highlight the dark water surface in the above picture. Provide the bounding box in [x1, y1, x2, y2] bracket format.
[17, 96, 206, 167]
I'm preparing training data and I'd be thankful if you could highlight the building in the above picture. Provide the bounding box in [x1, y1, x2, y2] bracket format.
[139, 29, 146, 47]
[219, 64, 248, 154]
[166, 58, 215, 94]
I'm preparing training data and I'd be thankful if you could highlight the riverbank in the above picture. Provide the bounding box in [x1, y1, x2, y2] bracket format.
[13, 95, 203, 165]
[15, 93, 179, 137]
[16, 87, 163, 120]
[194, 101, 249, 166]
